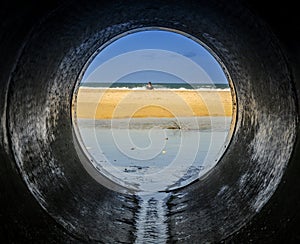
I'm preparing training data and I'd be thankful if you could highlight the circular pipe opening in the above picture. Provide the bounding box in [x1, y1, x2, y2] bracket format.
[71, 28, 237, 194]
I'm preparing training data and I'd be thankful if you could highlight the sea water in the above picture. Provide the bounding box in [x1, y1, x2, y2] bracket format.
[80, 82, 230, 91]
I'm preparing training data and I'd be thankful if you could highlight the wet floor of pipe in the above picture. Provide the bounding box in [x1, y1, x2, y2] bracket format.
[134, 193, 170, 243]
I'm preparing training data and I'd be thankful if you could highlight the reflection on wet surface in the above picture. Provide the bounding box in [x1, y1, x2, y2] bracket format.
[134, 193, 170, 243]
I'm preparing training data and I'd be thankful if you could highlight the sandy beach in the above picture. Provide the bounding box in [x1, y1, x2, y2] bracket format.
[75, 88, 233, 119]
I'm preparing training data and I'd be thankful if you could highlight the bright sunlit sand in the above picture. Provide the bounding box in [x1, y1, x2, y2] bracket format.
[75, 88, 233, 119]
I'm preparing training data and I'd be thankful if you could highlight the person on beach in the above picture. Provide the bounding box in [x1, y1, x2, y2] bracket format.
[146, 81, 154, 90]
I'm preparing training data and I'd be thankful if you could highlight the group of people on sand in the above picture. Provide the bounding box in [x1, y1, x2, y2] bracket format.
[146, 81, 154, 90]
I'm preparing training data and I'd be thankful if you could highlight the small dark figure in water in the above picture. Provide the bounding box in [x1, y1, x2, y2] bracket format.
[146, 81, 154, 90]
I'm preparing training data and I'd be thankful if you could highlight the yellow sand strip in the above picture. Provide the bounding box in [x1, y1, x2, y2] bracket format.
[75, 88, 233, 119]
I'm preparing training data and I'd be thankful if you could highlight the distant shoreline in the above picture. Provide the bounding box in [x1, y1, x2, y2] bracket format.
[75, 88, 233, 119]
[78, 86, 231, 92]
[79, 82, 230, 91]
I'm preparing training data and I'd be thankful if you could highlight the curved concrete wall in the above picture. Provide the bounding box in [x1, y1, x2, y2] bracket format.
[0, 0, 299, 242]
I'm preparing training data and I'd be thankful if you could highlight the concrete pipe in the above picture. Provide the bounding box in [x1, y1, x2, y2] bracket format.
[0, 0, 299, 243]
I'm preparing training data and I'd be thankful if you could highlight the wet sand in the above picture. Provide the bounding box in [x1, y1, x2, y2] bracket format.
[75, 88, 233, 119]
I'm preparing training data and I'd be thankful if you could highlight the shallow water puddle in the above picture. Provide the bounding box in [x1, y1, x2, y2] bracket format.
[76, 117, 231, 192]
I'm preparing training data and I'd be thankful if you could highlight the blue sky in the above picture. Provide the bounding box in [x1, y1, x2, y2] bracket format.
[82, 30, 228, 84]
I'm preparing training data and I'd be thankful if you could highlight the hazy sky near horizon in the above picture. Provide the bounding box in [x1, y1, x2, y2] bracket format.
[82, 30, 228, 84]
